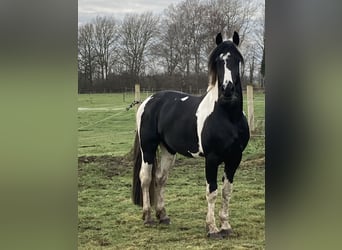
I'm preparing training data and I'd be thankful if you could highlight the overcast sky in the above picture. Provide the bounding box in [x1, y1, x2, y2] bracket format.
[78, 0, 184, 25]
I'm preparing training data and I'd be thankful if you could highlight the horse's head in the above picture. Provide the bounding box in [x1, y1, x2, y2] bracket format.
[208, 32, 244, 104]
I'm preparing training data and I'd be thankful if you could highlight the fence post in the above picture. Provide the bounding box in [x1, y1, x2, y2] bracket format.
[247, 84, 255, 134]
[135, 83, 141, 111]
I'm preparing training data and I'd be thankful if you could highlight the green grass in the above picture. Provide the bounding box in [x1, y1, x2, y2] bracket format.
[78, 91, 265, 249]
[78, 93, 136, 156]
[78, 157, 264, 249]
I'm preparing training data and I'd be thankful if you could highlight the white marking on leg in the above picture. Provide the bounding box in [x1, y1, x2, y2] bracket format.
[180, 96, 189, 101]
[196, 83, 219, 154]
[206, 183, 219, 233]
[155, 145, 175, 219]
[139, 162, 153, 217]
[219, 174, 233, 230]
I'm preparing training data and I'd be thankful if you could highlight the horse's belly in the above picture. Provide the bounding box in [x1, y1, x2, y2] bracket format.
[160, 122, 200, 157]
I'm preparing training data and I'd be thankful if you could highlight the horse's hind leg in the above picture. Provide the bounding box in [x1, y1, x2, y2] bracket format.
[139, 160, 155, 225]
[155, 144, 175, 224]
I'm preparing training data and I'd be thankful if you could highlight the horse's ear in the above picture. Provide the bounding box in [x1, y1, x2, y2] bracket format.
[216, 33, 223, 45]
[233, 31, 240, 46]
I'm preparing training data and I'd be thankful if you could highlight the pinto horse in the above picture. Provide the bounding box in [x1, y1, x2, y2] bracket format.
[132, 32, 250, 239]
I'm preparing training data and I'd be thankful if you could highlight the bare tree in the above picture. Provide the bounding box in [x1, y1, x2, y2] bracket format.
[159, 0, 258, 77]
[120, 12, 159, 83]
[93, 16, 118, 80]
[77, 0, 264, 92]
[78, 23, 96, 84]
[159, 0, 207, 76]
[170, 4, 192, 76]
[155, 7, 181, 76]
[189, 0, 207, 73]
[241, 0, 264, 86]
[257, 3, 265, 87]
[202, 0, 226, 56]
[202, 0, 258, 60]
[260, 42, 265, 87]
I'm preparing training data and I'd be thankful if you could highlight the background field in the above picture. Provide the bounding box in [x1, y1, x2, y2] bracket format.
[78, 91, 265, 249]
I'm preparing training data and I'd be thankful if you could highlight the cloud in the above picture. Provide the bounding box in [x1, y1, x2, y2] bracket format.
[78, 0, 183, 25]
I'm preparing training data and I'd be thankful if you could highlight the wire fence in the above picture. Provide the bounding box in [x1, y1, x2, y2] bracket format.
[78, 89, 265, 139]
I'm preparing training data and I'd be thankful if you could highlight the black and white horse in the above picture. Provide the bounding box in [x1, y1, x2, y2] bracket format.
[132, 32, 250, 239]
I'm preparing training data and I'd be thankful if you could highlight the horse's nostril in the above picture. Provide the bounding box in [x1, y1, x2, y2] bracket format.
[228, 81, 234, 90]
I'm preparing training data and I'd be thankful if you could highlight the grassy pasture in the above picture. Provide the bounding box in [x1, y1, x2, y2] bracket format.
[78, 92, 136, 156]
[78, 91, 265, 249]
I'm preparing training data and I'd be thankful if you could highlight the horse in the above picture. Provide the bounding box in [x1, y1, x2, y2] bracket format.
[132, 31, 250, 239]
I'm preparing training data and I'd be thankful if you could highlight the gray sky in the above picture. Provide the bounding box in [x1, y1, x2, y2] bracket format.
[78, 0, 184, 25]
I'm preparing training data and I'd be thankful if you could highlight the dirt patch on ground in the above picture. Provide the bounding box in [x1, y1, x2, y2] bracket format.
[242, 156, 265, 168]
[78, 155, 132, 178]
[78, 153, 264, 179]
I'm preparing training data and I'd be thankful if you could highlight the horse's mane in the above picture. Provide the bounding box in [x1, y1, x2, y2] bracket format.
[208, 41, 244, 87]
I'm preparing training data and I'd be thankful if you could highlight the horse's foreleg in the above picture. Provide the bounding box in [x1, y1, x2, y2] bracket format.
[219, 173, 233, 237]
[139, 161, 154, 225]
[205, 156, 221, 238]
[206, 183, 220, 237]
[155, 145, 175, 224]
[219, 152, 242, 237]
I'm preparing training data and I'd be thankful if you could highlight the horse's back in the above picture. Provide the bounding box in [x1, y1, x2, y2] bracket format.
[139, 90, 202, 156]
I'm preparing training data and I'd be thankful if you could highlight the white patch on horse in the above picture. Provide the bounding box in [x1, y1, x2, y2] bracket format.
[195, 82, 219, 154]
[220, 52, 232, 90]
[188, 150, 201, 158]
[136, 95, 153, 164]
[181, 96, 189, 101]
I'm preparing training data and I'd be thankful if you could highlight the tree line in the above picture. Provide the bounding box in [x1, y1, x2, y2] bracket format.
[78, 0, 264, 93]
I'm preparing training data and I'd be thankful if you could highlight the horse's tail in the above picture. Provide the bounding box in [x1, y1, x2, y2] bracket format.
[132, 132, 157, 207]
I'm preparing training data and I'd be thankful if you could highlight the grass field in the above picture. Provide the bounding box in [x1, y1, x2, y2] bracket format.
[78, 91, 265, 249]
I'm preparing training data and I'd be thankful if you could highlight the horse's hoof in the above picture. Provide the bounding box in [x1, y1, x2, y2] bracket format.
[207, 232, 223, 239]
[144, 220, 156, 227]
[159, 217, 171, 225]
[220, 228, 233, 238]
